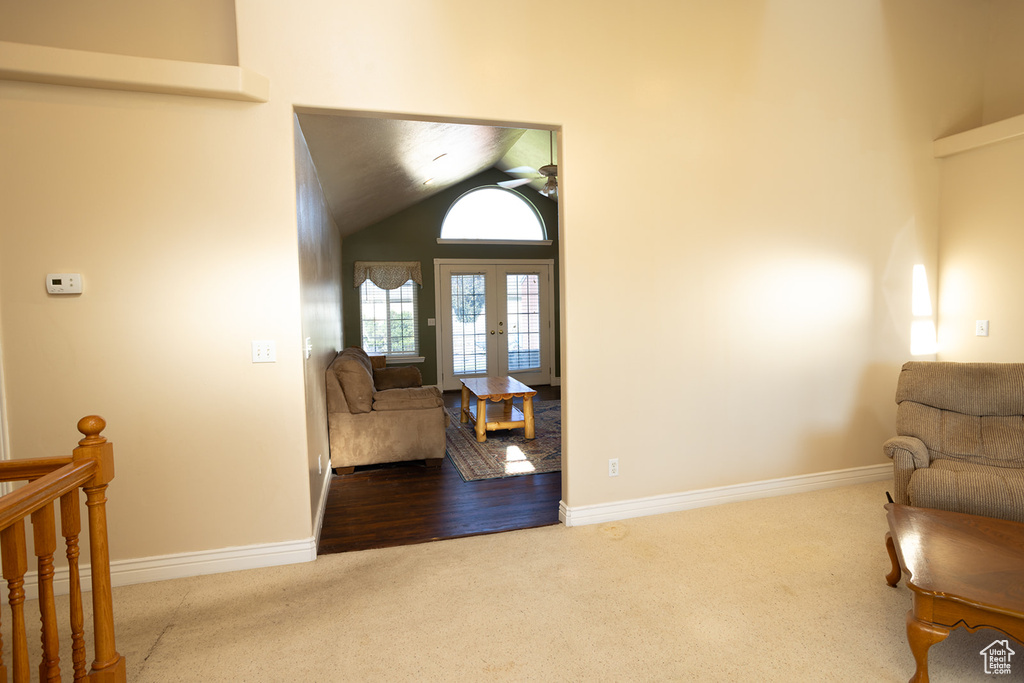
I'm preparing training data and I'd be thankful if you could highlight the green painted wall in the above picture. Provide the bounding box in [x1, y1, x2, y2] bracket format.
[342, 168, 560, 386]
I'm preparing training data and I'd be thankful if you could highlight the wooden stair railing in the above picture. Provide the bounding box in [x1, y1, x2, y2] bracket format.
[0, 416, 126, 682]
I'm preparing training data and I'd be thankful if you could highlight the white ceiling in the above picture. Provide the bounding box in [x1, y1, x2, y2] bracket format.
[296, 111, 556, 236]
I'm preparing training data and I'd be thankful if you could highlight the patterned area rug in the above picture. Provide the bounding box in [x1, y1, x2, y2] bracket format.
[446, 400, 561, 481]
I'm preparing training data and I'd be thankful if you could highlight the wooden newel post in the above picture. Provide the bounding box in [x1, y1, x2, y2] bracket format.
[72, 416, 126, 682]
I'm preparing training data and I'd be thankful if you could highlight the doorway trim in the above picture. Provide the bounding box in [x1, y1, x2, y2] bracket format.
[434, 258, 555, 391]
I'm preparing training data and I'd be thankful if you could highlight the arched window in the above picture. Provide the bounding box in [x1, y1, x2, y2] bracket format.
[438, 187, 549, 244]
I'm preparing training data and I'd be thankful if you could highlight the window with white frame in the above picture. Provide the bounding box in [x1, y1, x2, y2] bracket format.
[354, 261, 422, 358]
[438, 186, 548, 243]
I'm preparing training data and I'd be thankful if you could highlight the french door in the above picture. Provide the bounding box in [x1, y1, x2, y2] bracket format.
[436, 260, 553, 391]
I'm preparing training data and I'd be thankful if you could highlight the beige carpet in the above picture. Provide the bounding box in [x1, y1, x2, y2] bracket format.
[8, 480, 1018, 681]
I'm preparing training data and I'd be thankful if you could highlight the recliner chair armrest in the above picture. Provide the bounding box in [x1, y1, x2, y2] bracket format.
[883, 436, 930, 469]
[884, 436, 930, 505]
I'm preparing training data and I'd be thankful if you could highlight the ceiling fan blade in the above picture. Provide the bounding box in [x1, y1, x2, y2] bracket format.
[504, 166, 539, 175]
[498, 178, 534, 189]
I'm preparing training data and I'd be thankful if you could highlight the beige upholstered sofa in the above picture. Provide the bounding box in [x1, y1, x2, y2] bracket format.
[326, 347, 448, 472]
[884, 361, 1024, 523]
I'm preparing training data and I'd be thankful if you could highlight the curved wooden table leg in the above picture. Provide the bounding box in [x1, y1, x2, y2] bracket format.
[885, 532, 901, 586]
[906, 611, 948, 683]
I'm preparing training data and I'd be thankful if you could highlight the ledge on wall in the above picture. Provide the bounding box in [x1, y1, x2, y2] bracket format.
[934, 112, 1024, 158]
[0, 40, 269, 103]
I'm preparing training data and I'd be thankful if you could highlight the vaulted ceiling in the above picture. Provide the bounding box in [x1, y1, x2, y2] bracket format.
[295, 110, 557, 237]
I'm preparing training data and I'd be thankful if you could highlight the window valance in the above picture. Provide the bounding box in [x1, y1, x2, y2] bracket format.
[353, 261, 422, 290]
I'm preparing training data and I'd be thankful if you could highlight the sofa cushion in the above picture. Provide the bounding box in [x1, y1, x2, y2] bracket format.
[333, 349, 374, 414]
[373, 366, 423, 391]
[908, 460, 1024, 523]
[372, 386, 443, 411]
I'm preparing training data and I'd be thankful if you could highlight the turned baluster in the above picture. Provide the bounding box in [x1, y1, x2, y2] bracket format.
[61, 488, 88, 681]
[73, 416, 125, 681]
[2, 519, 30, 682]
[0, 589, 4, 683]
[32, 503, 61, 681]
[0, 538, 6, 683]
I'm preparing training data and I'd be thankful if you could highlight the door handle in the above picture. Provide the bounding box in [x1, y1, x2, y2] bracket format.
[490, 330, 495, 335]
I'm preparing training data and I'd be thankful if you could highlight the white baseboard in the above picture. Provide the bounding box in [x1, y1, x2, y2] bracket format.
[23, 536, 317, 601]
[559, 463, 891, 527]
[24, 469, 329, 599]
[313, 464, 333, 548]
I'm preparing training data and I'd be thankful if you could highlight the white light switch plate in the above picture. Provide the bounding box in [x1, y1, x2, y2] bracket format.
[252, 340, 276, 363]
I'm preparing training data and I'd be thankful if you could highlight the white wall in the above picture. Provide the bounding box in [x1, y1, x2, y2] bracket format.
[0, 0, 994, 567]
[938, 135, 1024, 360]
[232, 0, 984, 506]
[0, 71, 313, 559]
[0, 0, 238, 65]
[937, 2, 1024, 362]
[982, 0, 1024, 125]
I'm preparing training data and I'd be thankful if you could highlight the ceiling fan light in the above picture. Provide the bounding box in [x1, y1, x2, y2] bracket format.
[542, 176, 558, 199]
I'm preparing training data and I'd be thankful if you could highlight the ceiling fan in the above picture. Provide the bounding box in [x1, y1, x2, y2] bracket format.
[498, 131, 558, 199]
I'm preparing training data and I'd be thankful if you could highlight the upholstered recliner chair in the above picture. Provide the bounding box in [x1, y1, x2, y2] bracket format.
[884, 361, 1024, 523]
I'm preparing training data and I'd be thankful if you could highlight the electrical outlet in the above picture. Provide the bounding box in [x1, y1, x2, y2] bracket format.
[609, 458, 619, 477]
[976, 320, 990, 337]
[251, 340, 276, 363]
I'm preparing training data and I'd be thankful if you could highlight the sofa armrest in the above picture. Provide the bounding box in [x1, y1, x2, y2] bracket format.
[883, 436, 930, 505]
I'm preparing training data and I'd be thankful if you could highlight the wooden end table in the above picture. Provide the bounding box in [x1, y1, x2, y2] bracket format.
[884, 503, 1024, 683]
[459, 377, 537, 443]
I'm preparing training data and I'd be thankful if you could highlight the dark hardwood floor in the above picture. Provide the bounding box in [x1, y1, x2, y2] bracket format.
[317, 386, 562, 555]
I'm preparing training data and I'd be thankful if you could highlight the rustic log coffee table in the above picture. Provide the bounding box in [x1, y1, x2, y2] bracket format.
[884, 503, 1024, 683]
[459, 377, 536, 443]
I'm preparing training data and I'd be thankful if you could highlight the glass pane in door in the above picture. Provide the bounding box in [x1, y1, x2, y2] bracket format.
[451, 273, 488, 374]
[506, 273, 541, 372]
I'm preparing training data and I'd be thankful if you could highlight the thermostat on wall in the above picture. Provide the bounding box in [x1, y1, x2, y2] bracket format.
[45, 273, 82, 294]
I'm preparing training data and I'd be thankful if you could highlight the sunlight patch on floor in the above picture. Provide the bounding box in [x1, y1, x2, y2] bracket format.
[504, 445, 536, 474]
